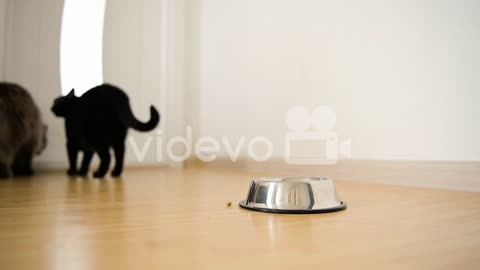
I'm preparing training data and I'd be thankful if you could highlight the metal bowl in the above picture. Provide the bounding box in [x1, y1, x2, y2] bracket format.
[239, 177, 346, 214]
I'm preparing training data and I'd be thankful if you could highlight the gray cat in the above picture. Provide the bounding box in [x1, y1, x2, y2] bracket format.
[0, 82, 47, 178]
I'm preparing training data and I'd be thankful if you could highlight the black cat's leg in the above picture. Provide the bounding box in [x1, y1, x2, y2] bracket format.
[67, 142, 78, 175]
[12, 145, 34, 176]
[111, 142, 125, 177]
[0, 162, 12, 179]
[78, 150, 94, 177]
[93, 148, 110, 178]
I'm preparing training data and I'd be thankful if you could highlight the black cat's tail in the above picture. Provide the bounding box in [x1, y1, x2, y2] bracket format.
[128, 106, 160, 132]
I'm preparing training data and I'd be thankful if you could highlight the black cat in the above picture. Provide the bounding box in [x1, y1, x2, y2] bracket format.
[51, 84, 160, 178]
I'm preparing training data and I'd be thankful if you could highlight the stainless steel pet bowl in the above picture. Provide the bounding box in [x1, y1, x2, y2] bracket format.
[239, 177, 346, 214]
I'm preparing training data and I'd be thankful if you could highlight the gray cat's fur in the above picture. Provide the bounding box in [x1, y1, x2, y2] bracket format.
[0, 82, 47, 178]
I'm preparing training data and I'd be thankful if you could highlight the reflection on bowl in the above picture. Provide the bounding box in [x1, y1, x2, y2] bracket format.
[239, 177, 346, 214]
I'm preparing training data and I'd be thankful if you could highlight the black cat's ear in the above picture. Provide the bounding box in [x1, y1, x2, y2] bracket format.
[67, 88, 75, 97]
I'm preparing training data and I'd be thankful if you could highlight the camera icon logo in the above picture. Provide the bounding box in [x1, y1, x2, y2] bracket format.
[285, 106, 351, 165]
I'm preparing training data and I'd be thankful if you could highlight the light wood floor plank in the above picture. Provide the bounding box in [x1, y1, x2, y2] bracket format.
[0, 166, 479, 269]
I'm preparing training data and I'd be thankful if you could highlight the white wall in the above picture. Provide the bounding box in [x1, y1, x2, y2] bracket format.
[3, 0, 65, 166]
[187, 0, 480, 161]
[103, 0, 185, 166]
[103, 0, 165, 165]
[0, 0, 7, 79]
[2, 0, 479, 166]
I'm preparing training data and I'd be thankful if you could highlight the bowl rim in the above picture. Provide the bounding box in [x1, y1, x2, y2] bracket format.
[239, 200, 347, 214]
[251, 176, 333, 184]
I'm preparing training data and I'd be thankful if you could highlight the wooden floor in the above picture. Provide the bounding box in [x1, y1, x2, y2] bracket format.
[0, 166, 479, 270]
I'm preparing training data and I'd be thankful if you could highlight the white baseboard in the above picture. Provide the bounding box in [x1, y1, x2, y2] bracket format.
[187, 158, 480, 192]
[34, 160, 168, 170]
